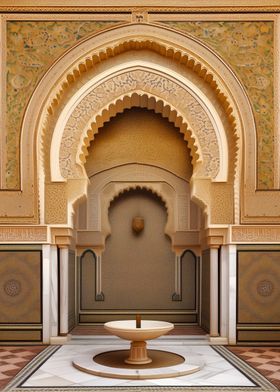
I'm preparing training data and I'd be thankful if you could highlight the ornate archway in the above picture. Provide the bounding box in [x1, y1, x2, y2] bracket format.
[14, 22, 257, 226]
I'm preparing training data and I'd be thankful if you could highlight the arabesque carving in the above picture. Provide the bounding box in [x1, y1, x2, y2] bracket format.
[5, 20, 123, 189]
[232, 226, 280, 243]
[0, 226, 47, 242]
[58, 69, 221, 182]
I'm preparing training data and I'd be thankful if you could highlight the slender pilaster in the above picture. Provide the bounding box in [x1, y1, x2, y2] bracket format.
[59, 246, 69, 335]
[210, 246, 219, 337]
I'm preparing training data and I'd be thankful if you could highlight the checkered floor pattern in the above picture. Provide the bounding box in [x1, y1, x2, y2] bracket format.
[228, 347, 280, 390]
[0, 346, 46, 390]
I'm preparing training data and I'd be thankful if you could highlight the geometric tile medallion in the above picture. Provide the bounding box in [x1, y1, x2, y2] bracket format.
[3, 339, 277, 391]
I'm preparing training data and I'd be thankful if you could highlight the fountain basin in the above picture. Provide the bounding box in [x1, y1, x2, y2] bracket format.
[104, 320, 174, 365]
[104, 320, 174, 341]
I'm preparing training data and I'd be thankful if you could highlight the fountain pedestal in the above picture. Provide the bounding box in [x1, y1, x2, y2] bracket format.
[125, 341, 152, 365]
[104, 320, 174, 365]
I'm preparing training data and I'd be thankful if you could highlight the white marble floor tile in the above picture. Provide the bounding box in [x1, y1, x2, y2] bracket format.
[24, 375, 74, 387]
[22, 343, 256, 388]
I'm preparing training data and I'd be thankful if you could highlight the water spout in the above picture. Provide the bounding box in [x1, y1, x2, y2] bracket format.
[136, 314, 141, 328]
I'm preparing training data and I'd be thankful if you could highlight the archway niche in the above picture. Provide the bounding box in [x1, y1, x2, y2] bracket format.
[34, 24, 248, 227]
[73, 106, 202, 323]
[74, 107, 202, 249]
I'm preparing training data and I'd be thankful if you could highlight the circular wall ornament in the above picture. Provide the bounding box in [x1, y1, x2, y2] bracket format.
[257, 280, 274, 297]
[4, 279, 22, 297]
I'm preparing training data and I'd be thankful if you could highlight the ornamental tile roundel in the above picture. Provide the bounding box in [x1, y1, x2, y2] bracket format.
[257, 280, 274, 297]
[4, 279, 21, 297]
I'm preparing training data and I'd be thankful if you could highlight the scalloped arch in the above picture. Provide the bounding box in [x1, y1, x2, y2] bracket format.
[108, 184, 169, 216]
[79, 92, 200, 167]
[52, 65, 228, 183]
[47, 36, 234, 123]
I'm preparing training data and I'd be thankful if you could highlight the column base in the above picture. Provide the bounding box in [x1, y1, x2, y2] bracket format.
[209, 336, 228, 345]
[50, 335, 70, 345]
[125, 341, 152, 365]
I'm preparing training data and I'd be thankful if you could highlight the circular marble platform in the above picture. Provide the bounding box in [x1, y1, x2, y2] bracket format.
[73, 349, 202, 380]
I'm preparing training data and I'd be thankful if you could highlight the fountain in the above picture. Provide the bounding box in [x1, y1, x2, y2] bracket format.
[104, 317, 174, 365]
[73, 315, 203, 380]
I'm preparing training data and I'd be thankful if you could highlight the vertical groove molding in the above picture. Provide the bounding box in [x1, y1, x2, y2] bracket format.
[172, 254, 181, 301]
[59, 247, 69, 335]
[210, 247, 219, 337]
[95, 254, 104, 301]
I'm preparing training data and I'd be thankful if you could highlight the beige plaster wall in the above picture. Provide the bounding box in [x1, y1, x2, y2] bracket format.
[85, 107, 193, 181]
[80, 188, 198, 322]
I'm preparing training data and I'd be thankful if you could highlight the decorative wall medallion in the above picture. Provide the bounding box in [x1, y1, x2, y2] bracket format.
[257, 280, 274, 297]
[4, 279, 21, 297]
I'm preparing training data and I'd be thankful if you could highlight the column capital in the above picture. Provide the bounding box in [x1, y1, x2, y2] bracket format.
[201, 227, 229, 249]
[50, 227, 73, 247]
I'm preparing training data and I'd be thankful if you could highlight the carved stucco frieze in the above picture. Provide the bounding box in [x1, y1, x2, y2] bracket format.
[0, 226, 47, 242]
[232, 226, 280, 243]
[59, 69, 220, 181]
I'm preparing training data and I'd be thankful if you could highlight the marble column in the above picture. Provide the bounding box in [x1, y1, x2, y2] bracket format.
[228, 244, 237, 345]
[59, 246, 69, 335]
[220, 245, 229, 339]
[42, 244, 59, 344]
[210, 246, 219, 337]
[42, 245, 51, 344]
[50, 245, 59, 339]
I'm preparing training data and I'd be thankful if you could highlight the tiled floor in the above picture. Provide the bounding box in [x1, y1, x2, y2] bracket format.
[0, 346, 46, 390]
[21, 343, 256, 388]
[228, 346, 280, 390]
[1, 343, 279, 390]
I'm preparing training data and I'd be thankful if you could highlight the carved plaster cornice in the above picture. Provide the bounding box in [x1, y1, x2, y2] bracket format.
[1, 1, 280, 13]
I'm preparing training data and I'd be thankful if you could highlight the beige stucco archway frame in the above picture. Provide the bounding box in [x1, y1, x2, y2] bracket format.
[10, 22, 262, 225]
